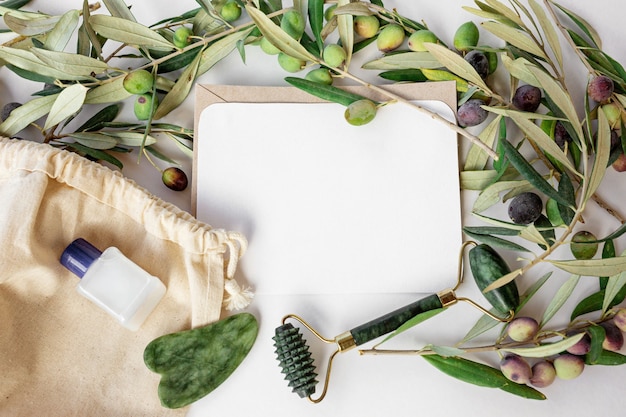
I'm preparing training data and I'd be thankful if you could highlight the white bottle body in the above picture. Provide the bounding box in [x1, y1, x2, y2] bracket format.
[77, 247, 166, 331]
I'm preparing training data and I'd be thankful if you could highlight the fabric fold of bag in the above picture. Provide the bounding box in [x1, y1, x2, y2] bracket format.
[0, 137, 248, 416]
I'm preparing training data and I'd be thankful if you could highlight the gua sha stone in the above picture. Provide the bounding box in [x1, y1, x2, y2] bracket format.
[144, 312, 258, 409]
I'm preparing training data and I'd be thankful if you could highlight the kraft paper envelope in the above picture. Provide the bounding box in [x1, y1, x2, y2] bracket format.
[193, 82, 461, 295]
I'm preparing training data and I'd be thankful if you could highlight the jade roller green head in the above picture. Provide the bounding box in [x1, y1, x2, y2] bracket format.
[273, 242, 519, 402]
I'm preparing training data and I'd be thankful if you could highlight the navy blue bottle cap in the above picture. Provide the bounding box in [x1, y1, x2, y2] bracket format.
[60, 238, 102, 278]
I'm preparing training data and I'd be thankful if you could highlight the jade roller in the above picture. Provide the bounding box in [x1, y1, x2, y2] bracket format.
[273, 242, 519, 403]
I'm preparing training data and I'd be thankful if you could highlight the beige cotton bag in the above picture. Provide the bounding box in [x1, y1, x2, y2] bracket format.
[0, 137, 249, 416]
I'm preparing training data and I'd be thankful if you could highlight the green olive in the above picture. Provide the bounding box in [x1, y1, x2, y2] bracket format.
[344, 99, 377, 126]
[123, 69, 154, 95]
[277, 52, 305, 73]
[220, 1, 242, 22]
[173, 26, 193, 49]
[305, 68, 333, 85]
[407, 30, 438, 52]
[453, 21, 479, 52]
[322, 44, 347, 68]
[134, 93, 159, 121]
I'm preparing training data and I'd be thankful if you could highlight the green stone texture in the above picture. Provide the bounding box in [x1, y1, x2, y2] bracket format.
[143, 312, 258, 409]
[350, 293, 443, 346]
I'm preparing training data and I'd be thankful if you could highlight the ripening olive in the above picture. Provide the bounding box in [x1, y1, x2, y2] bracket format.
[553, 354, 584, 380]
[345, 99, 377, 126]
[162, 167, 188, 191]
[305, 68, 333, 85]
[277, 53, 306, 73]
[376, 24, 405, 53]
[281, 9, 305, 40]
[123, 70, 154, 95]
[602, 103, 622, 128]
[453, 21, 479, 52]
[323, 44, 347, 68]
[173, 26, 193, 49]
[587, 75, 614, 103]
[134, 93, 158, 121]
[530, 361, 556, 388]
[457, 99, 488, 127]
[565, 331, 591, 355]
[613, 309, 626, 332]
[407, 29, 438, 52]
[500, 355, 532, 384]
[601, 321, 624, 352]
[506, 316, 539, 342]
[508, 192, 543, 225]
[513, 85, 542, 112]
[570, 230, 598, 260]
[354, 15, 380, 39]
[220, 1, 242, 22]
[613, 153, 626, 172]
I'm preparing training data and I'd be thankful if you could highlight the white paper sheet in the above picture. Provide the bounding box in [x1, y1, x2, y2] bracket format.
[195, 100, 461, 295]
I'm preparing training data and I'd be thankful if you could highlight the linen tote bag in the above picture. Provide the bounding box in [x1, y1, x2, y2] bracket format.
[0, 137, 249, 416]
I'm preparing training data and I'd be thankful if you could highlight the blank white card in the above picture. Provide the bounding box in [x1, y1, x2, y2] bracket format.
[195, 100, 461, 295]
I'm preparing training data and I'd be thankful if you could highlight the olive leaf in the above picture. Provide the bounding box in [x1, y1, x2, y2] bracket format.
[102, 0, 137, 22]
[66, 141, 124, 169]
[362, 51, 441, 71]
[154, 48, 203, 120]
[527, 65, 584, 143]
[31, 48, 110, 77]
[75, 104, 120, 132]
[500, 333, 584, 358]
[460, 170, 500, 190]
[548, 257, 626, 277]
[44, 9, 80, 52]
[499, 137, 573, 208]
[502, 109, 580, 177]
[422, 354, 546, 400]
[285, 77, 370, 106]
[307, 0, 324, 51]
[68, 132, 118, 149]
[421, 69, 471, 92]
[85, 77, 133, 104]
[197, 28, 254, 76]
[586, 325, 606, 364]
[336, 0, 353, 68]
[552, 1, 602, 49]
[473, 179, 530, 213]
[539, 274, 580, 327]
[585, 350, 626, 366]
[602, 263, 626, 314]
[245, 5, 316, 62]
[463, 228, 531, 253]
[482, 21, 547, 60]
[584, 109, 611, 201]
[44, 83, 88, 130]
[0, 46, 91, 81]
[89, 15, 174, 50]
[482, 0, 525, 27]
[464, 115, 502, 171]
[483, 268, 523, 293]
[0, 94, 57, 137]
[462, 6, 519, 28]
[425, 42, 493, 95]
[3, 11, 61, 36]
[102, 131, 158, 147]
[528, 0, 563, 70]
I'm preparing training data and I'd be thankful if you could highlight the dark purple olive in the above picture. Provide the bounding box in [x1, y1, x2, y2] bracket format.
[512, 85, 542, 112]
[508, 192, 543, 225]
[464, 50, 489, 79]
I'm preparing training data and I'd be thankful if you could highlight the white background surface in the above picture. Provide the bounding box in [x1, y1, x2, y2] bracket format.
[3, 1, 626, 416]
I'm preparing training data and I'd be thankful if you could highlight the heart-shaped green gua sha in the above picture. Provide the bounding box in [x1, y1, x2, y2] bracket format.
[144, 312, 258, 409]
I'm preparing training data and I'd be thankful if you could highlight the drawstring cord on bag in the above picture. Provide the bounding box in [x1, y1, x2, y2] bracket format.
[222, 231, 254, 311]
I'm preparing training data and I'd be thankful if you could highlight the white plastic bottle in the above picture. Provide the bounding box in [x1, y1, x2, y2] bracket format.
[60, 238, 166, 331]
